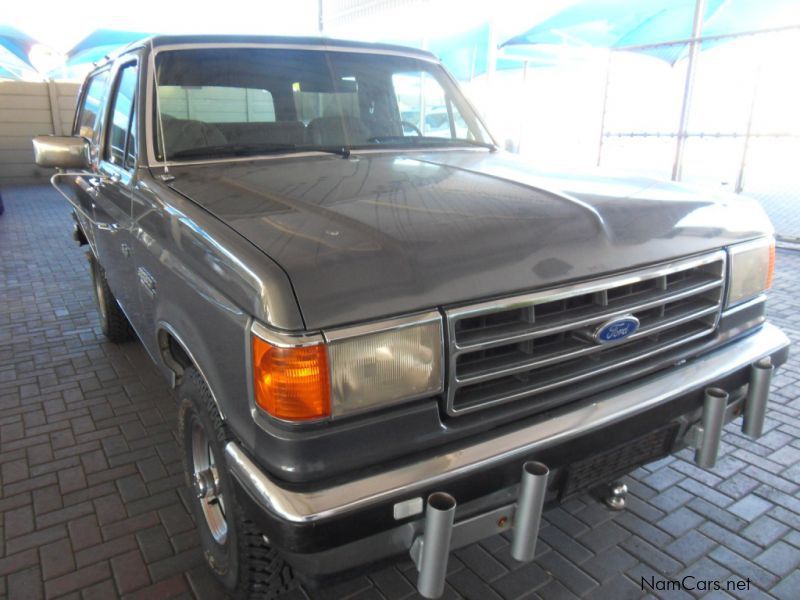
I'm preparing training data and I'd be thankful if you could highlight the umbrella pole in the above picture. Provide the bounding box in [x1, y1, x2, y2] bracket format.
[672, 0, 706, 181]
[735, 64, 761, 193]
[596, 50, 612, 167]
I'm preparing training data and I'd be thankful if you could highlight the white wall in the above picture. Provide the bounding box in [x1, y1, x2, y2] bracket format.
[0, 80, 80, 184]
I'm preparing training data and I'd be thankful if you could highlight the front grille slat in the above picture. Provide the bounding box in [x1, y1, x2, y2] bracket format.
[445, 251, 726, 416]
[455, 297, 719, 386]
[455, 275, 723, 353]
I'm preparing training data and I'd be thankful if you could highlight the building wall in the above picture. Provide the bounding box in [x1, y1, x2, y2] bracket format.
[0, 81, 80, 184]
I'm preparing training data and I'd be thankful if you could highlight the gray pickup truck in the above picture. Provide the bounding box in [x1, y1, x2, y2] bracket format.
[34, 35, 789, 599]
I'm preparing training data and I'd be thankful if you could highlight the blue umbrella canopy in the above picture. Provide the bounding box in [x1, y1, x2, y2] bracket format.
[0, 25, 38, 68]
[66, 29, 152, 66]
[501, 0, 800, 63]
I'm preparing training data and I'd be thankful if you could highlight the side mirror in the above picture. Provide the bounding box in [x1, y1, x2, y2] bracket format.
[504, 138, 519, 153]
[32, 136, 91, 170]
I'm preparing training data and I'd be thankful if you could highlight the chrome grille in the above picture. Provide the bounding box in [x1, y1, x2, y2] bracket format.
[444, 251, 726, 416]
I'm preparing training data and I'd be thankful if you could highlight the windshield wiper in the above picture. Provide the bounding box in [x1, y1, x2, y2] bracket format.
[301, 145, 352, 158]
[368, 136, 497, 152]
[169, 142, 353, 160]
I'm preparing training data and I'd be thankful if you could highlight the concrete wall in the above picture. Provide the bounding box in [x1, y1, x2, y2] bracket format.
[0, 81, 80, 184]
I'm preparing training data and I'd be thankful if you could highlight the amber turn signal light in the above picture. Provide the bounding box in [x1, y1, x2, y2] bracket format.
[252, 336, 331, 421]
[766, 240, 776, 289]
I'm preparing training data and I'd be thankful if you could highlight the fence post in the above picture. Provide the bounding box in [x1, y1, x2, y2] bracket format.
[735, 65, 761, 193]
[671, 0, 706, 181]
[596, 50, 612, 166]
[46, 79, 63, 135]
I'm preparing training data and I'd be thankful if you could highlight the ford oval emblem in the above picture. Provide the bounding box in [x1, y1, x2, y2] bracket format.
[593, 315, 640, 344]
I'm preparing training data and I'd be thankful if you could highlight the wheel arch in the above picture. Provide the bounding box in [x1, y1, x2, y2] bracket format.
[157, 321, 227, 420]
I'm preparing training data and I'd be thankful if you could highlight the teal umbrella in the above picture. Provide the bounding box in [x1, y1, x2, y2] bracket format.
[66, 29, 152, 66]
[502, 0, 800, 64]
[0, 25, 38, 69]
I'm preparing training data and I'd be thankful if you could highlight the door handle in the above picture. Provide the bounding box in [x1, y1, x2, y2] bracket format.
[120, 243, 133, 257]
[97, 222, 118, 232]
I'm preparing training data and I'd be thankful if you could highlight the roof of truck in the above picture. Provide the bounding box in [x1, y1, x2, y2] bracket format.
[118, 34, 438, 61]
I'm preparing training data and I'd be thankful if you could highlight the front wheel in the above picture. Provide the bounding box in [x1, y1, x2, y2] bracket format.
[88, 254, 135, 343]
[178, 368, 296, 599]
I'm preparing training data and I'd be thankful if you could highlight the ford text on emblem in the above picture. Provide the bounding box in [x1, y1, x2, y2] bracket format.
[593, 315, 640, 344]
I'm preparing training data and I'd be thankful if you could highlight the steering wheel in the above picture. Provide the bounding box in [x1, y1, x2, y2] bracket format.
[401, 121, 423, 136]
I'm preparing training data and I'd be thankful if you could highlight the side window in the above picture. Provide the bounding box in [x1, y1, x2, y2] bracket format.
[106, 63, 138, 167]
[75, 70, 110, 141]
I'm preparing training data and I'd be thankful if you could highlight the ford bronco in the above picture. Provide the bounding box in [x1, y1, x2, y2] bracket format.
[33, 35, 789, 599]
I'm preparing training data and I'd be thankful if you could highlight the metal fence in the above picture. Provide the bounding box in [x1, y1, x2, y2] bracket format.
[597, 26, 800, 242]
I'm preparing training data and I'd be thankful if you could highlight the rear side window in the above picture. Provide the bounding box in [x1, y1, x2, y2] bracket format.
[106, 63, 138, 168]
[75, 71, 110, 141]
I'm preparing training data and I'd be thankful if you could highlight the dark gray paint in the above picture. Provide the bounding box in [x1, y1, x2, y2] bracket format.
[167, 151, 773, 329]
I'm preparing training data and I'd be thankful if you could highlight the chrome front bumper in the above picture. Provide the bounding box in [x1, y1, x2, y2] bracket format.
[225, 323, 790, 525]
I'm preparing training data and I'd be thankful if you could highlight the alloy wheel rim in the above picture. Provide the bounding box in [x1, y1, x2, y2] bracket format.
[191, 420, 228, 544]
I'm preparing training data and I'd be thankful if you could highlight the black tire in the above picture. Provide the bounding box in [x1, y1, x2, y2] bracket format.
[178, 368, 296, 599]
[89, 254, 135, 343]
[89, 253, 136, 344]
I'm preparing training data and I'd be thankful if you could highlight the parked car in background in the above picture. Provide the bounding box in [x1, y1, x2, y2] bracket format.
[33, 35, 789, 599]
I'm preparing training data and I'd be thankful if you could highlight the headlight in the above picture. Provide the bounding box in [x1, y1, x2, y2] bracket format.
[726, 237, 775, 307]
[251, 312, 443, 421]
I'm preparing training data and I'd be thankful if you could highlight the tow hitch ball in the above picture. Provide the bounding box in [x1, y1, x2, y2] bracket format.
[413, 462, 549, 599]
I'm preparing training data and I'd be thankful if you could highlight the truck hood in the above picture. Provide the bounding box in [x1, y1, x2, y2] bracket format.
[167, 151, 772, 329]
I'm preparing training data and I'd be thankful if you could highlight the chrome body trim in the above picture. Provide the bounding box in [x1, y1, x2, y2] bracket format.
[444, 250, 726, 415]
[721, 293, 767, 317]
[446, 251, 726, 321]
[323, 310, 442, 343]
[250, 321, 325, 349]
[225, 322, 789, 524]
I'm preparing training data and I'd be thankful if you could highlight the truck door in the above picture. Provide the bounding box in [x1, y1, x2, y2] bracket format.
[92, 59, 140, 327]
[71, 69, 110, 255]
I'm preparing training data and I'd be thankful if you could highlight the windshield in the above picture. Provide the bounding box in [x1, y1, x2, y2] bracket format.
[152, 47, 493, 161]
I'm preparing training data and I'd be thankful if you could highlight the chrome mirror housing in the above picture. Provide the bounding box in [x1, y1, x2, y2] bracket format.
[32, 136, 91, 169]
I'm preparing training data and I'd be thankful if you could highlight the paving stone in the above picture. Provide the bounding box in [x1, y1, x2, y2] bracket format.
[489, 560, 549, 600]
[583, 573, 643, 600]
[536, 552, 597, 597]
[709, 546, 779, 591]
[664, 530, 717, 565]
[580, 547, 637, 583]
[753, 541, 800, 577]
[740, 514, 790, 547]
[7, 564, 44, 600]
[727, 495, 773, 522]
[770, 569, 800, 600]
[656, 507, 704, 537]
[111, 549, 151, 594]
[576, 520, 630, 554]
[650, 486, 694, 512]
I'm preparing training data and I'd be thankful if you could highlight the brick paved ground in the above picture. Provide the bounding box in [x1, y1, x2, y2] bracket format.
[0, 184, 798, 600]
